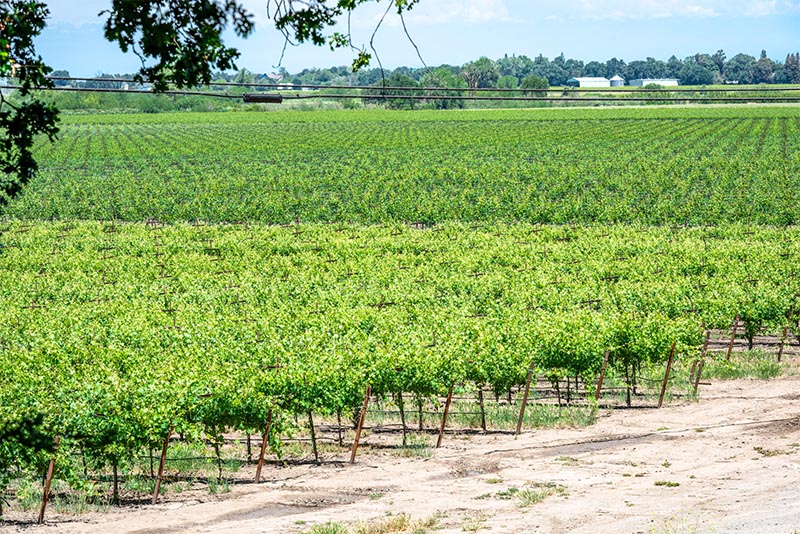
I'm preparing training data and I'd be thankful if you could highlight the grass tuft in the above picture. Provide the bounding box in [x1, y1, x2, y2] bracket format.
[702, 351, 781, 380]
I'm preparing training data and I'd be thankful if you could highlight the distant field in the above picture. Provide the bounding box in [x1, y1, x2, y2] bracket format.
[10, 106, 800, 225]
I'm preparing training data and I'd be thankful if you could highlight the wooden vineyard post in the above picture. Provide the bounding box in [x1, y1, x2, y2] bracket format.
[690, 329, 711, 384]
[778, 305, 793, 362]
[516, 362, 536, 437]
[152, 426, 172, 505]
[658, 341, 677, 409]
[37, 436, 60, 525]
[436, 384, 455, 449]
[350, 385, 371, 464]
[778, 327, 789, 362]
[595, 350, 610, 402]
[255, 409, 273, 483]
[477, 388, 487, 432]
[700, 329, 711, 359]
[726, 315, 739, 361]
[693, 360, 705, 396]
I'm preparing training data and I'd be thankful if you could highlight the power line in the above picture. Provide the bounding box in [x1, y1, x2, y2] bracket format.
[45, 76, 800, 94]
[12, 83, 800, 104]
[26, 86, 242, 99]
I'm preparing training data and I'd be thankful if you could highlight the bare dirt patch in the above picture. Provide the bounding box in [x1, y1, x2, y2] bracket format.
[5, 377, 800, 534]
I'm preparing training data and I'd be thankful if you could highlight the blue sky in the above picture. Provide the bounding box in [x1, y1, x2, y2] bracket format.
[40, 0, 800, 76]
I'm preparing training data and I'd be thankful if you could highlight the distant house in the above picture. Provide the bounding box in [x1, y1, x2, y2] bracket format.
[566, 77, 611, 88]
[628, 78, 680, 86]
[609, 75, 625, 87]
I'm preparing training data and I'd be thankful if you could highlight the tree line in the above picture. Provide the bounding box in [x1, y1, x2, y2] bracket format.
[233, 49, 800, 89]
[56, 49, 799, 92]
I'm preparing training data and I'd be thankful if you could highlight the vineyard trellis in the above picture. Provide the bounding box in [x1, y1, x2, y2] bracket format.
[2, 220, 799, 520]
[1, 106, 800, 522]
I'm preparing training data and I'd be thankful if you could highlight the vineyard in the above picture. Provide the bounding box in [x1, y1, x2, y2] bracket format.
[9, 106, 800, 225]
[2, 106, 800, 525]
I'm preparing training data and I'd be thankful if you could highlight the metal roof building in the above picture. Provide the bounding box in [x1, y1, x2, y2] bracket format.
[609, 75, 625, 87]
[628, 78, 680, 86]
[566, 77, 611, 88]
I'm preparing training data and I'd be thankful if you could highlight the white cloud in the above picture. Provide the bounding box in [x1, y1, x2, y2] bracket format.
[46, 0, 108, 28]
[45, 0, 797, 33]
[412, 0, 514, 24]
[534, 0, 797, 19]
[745, 0, 777, 15]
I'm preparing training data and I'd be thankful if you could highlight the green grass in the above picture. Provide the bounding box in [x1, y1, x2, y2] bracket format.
[702, 351, 782, 380]
[486, 483, 565, 508]
[304, 513, 442, 534]
[396, 434, 434, 458]
[307, 522, 349, 534]
[516, 483, 566, 508]
[654, 480, 680, 487]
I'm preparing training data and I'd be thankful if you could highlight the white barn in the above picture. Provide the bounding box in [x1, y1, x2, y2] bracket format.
[628, 78, 680, 86]
[566, 77, 611, 88]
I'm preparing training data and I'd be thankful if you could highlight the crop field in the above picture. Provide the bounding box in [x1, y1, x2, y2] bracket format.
[10, 106, 800, 225]
[2, 106, 800, 525]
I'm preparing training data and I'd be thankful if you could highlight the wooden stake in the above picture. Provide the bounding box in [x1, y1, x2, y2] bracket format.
[658, 341, 677, 408]
[336, 411, 344, 447]
[689, 359, 698, 384]
[436, 384, 455, 449]
[477, 388, 487, 432]
[516, 362, 536, 437]
[595, 350, 610, 402]
[726, 315, 739, 361]
[255, 409, 273, 483]
[350, 385, 371, 464]
[693, 360, 705, 396]
[152, 427, 171, 505]
[112, 462, 120, 505]
[397, 392, 407, 446]
[700, 329, 711, 358]
[37, 436, 60, 525]
[778, 326, 788, 362]
[308, 411, 319, 463]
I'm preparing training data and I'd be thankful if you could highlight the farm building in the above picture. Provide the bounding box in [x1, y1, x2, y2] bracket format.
[629, 78, 680, 86]
[610, 75, 625, 87]
[566, 77, 611, 88]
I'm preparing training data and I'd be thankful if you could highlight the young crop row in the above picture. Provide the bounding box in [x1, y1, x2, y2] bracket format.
[10, 107, 800, 224]
[1, 220, 798, 499]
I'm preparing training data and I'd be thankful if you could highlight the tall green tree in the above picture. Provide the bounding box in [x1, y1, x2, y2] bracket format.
[753, 51, 775, 84]
[496, 53, 530, 79]
[776, 53, 800, 83]
[666, 55, 683, 78]
[462, 56, 499, 91]
[679, 54, 718, 85]
[712, 49, 726, 75]
[419, 66, 466, 109]
[584, 60, 605, 77]
[723, 53, 757, 84]
[496, 74, 518, 89]
[365, 72, 419, 110]
[519, 74, 548, 96]
[605, 57, 626, 79]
